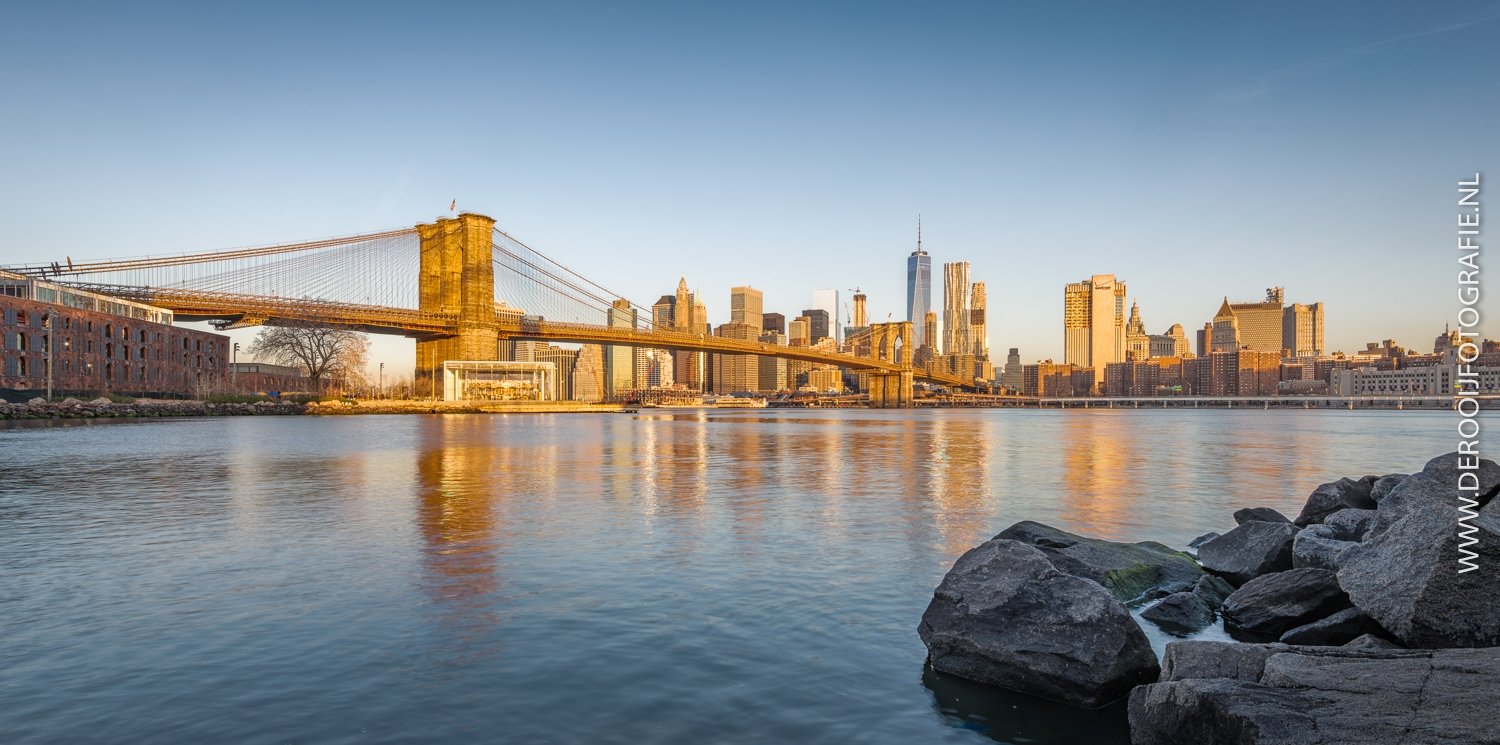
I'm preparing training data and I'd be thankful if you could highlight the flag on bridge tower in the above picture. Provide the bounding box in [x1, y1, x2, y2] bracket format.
[449, 199, 456, 213]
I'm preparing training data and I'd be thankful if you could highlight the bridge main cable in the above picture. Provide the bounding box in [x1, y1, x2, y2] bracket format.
[6, 226, 419, 278]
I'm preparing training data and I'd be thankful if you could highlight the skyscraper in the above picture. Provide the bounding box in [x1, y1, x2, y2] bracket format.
[801, 308, 831, 343]
[969, 281, 987, 358]
[1063, 274, 1128, 384]
[812, 289, 839, 344]
[762, 312, 785, 335]
[1211, 298, 1241, 352]
[852, 289, 867, 328]
[1228, 288, 1285, 353]
[1283, 302, 1325, 357]
[943, 261, 971, 355]
[731, 286, 764, 329]
[604, 298, 637, 398]
[1001, 347, 1023, 390]
[1125, 300, 1149, 360]
[906, 217, 932, 349]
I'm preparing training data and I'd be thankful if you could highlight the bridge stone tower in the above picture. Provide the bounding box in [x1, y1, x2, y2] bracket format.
[867, 320, 913, 408]
[416, 213, 499, 395]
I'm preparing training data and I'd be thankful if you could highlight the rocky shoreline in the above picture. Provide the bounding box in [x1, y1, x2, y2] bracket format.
[0, 397, 306, 419]
[920, 453, 1500, 744]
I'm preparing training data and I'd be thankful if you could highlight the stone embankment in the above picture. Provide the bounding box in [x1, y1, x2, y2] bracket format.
[920, 452, 1500, 744]
[0, 397, 305, 419]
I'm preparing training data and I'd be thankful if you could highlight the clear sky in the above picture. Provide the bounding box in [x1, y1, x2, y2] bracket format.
[3, 2, 1498, 378]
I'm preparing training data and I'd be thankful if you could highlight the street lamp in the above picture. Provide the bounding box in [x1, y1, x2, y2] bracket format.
[379, 362, 384, 399]
[232, 342, 240, 391]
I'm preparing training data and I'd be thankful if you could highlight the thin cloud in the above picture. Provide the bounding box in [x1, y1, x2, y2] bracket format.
[1218, 11, 1500, 102]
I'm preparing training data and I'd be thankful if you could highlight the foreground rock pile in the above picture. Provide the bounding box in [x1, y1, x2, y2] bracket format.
[0, 397, 305, 419]
[919, 453, 1500, 743]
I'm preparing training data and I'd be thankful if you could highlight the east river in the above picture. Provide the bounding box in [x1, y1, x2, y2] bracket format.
[0, 410, 1469, 743]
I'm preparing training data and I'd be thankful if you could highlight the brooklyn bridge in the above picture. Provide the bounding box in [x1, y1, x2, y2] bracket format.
[5, 213, 973, 406]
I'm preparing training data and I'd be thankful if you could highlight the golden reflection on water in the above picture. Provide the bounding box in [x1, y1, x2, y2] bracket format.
[416, 416, 509, 637]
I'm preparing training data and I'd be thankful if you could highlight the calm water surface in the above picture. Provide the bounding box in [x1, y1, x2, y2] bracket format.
[0, 410, 1466, 744]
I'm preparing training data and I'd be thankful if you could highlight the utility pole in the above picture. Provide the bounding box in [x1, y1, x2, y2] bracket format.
[379, 362, 384, 399]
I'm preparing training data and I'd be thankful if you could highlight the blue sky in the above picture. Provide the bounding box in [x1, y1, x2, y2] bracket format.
[3, 2, 1497, 376]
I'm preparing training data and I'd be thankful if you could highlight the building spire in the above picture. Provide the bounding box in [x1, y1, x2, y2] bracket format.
[917, 214, 923, 253]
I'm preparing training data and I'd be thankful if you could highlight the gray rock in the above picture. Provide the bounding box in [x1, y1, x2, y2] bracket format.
[26, 397, 45, 405]
[1368, 473, 1407, 503]
[993, 521, 1203, 602]
[1232, 507, 1292, 525]
[1338, 454, 1500, 648]
[1293, 476, 1378, 526]
[1279, 606, 1385, 646]
[1130, 645, 1500, 745]
[1221, 568, 1351, 637]
[1187, 531, 1219, 549]
[1291, 524, 1357, 570]
[918, 538, 1159, 708]
[1142, 592, 1216, 633]
[88, 396, 114, 406]
[1191, 574, 1236, 610]
[1196, 521, 1298, 586]
[1342, 633, 1401, 650]
[1159, 640, 1282, 682]
[1141, 580, 1196, 602]
[1320, 508, 1378, 541]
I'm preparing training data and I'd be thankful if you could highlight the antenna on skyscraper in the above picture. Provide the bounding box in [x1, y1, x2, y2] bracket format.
[917, 214, 923, 253]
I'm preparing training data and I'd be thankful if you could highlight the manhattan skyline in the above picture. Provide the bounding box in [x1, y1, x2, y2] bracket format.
[2, 2, 1497, 374]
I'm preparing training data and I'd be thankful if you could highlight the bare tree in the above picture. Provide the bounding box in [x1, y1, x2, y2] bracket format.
[245, 322, 371, 392]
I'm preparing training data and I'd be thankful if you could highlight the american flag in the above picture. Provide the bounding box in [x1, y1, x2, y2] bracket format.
[449, 199, 456, 212]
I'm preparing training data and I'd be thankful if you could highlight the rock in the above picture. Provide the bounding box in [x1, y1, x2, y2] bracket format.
[1320, 508, 1378, 541]
[1291, 524, 1357, 570]
[1142, 592, 1216, 634]
[1186, 532, 1219, 549]
[1293, 476, 1378, 526]
[1141, 580, 1196, 602]
[1158, 640, 1282, 682]
[1342, 633, 1401, 650]
[61, 397, 82, 405]
[1367, 473, 1407, 503]
[27, 397, 45, 405]
[1221, 568, 1351, 637]
[1191, 574, 1236, 610]
[1130, 645, 1500, 745]
[993, 521, 1203, 602]
[1279, 607, 1385, 646]
[89, 397, 114, 406]
[1196, 521, 1298, 586]
[918, 538, 1160, 709]
[1338, 453, 1500, 648]
[1232, 507, 1292, 525]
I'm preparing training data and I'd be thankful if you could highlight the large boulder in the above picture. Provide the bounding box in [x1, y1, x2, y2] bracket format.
[1196, 521, 1298, 586]
[1367, 473, 1407, 504]
[1129, 643, 1500, 745]
[1141, 592, 1215, 634]
[1290, 524, 1356, 570]
[1338, 453, 1500, 648]
[919, 538, 1159, 708]
[1278, 607, 1385, 646]
[1321, 508, 1378, 541]
[1293, 477, 1378, 526]
[1232, 507, 1291, 525]
[1220, 568, 1351, 637]
[994, 521, 1203, 602]
[1191, 574, 1236, 610]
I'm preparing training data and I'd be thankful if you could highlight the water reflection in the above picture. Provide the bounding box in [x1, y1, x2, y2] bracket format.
[923, 663, 1131, 744]
[415, 416, 506, 658]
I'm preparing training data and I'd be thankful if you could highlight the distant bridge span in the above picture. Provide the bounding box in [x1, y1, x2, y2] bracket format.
[6, 213, 971, 403]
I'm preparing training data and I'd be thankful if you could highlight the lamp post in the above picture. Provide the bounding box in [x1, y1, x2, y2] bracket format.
[379, 362, 384, 399]
[232, 342, 239, 391]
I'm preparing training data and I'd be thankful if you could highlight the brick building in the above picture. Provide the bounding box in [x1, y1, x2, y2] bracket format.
[1, 271, 227, 401]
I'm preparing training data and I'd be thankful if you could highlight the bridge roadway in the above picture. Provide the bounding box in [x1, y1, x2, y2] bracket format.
[68, 283, 972, 388]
